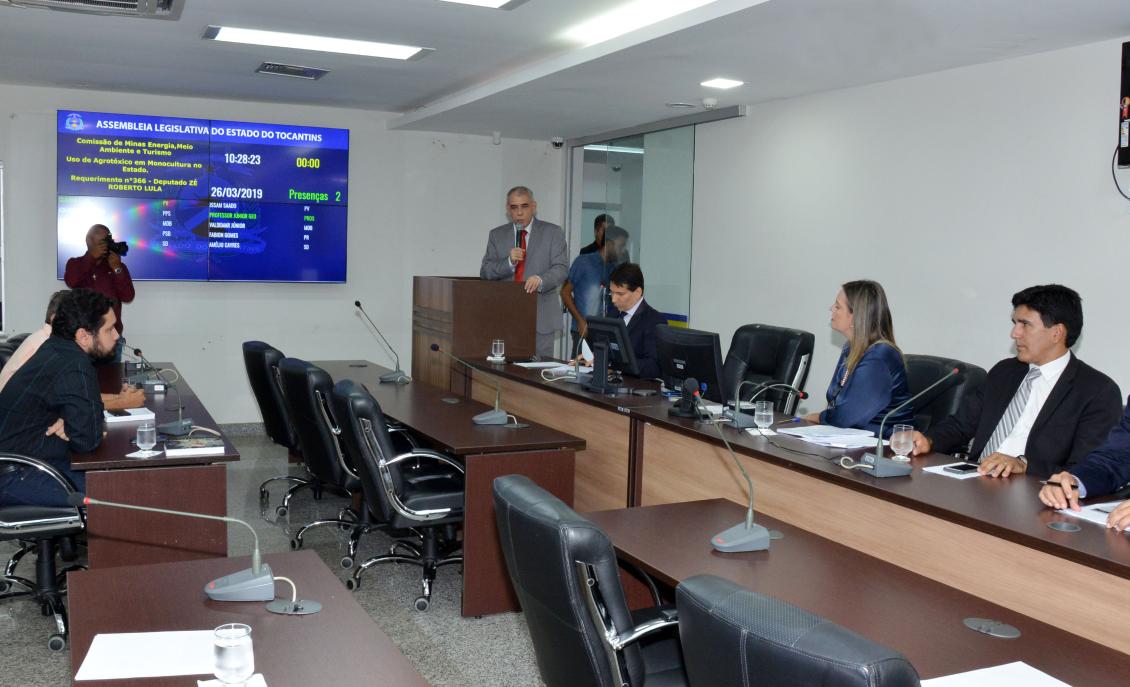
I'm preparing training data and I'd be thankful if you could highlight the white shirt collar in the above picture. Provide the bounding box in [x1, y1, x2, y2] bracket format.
[1031, 349, 1071, 384]
[621, 298, 642, 325]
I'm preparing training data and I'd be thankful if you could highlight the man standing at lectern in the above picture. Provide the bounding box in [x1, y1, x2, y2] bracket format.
[480, 186, 568, 358]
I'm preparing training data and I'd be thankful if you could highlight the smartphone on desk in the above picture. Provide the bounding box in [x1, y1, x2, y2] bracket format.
[944, 462, 979, 474]
[106, 409, 131, 417]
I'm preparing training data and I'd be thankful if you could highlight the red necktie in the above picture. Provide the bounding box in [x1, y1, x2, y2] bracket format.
[514, 229, 528, 282]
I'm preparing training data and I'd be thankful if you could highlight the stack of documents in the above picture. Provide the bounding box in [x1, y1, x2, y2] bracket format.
[1059, 500, 1129, 532]
[921, 661, 1069, 686]
[777, 425, 884, 449]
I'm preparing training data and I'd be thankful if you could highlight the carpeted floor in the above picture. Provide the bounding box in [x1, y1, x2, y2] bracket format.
[0, 431, 546, 687]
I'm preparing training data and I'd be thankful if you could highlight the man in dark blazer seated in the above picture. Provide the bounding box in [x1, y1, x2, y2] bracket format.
[480, 186, 568, 358]
[910, 284, 1121, 480]
[607, 262, 666, 379]
[1039, 402, 1130, 529]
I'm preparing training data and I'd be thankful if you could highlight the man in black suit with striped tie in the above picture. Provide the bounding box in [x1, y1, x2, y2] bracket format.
[910, 284, 1121, 479]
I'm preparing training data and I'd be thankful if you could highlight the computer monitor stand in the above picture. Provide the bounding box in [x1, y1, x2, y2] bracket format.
[582, 342, 628, 395]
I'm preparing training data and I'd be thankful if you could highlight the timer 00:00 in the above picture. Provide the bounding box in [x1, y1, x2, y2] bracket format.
[296, 157, 321, 169]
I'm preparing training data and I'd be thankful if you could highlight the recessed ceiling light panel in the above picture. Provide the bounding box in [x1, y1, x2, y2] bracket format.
[203, 26, 432, 61]
[701, 78, 743, 89]
[437, 0, 530, 8]
[563, 0, 718, 46]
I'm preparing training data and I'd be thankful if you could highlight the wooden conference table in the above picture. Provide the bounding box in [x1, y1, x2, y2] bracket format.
[314, 360, 585, 617]
[68, 550, 428, 686]
[70, 362, 239, 569]
[465, 360, 1130, 656]
[588, 499, 1130, 685]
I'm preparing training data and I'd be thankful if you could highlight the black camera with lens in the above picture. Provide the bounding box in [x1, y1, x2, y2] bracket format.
[103, 235, 129, 257]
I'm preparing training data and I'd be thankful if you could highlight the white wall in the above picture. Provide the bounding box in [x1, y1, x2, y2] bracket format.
[0, 83, 563, 422]
[692, 38, 1130, 414]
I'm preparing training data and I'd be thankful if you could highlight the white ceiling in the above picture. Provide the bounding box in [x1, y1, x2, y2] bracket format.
[1, 0, 1129, 141]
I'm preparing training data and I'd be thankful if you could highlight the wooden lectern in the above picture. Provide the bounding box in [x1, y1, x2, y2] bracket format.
[412, 276, 537, 392]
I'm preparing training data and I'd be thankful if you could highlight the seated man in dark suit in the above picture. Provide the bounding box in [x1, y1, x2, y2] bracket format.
[0, 288, 117, 506]
[1039, 403, 1130, 529]
[910, 284, 1121, 479]
[608, 262, 666, 379]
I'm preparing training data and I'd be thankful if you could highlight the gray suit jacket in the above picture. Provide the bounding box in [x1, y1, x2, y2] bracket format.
[479, 218, 568, 334]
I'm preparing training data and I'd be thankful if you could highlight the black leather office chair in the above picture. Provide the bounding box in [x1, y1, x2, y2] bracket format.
[676, 575, 920, 686]
[276, 358, 370, 562]
[0, 454, 86, 652]
[244, 341, 310, 508]
[721, 324, 815, 414]
[904, 354, 987, 433]
[332, 380, 464, 611]
[493, 474, 687, 687]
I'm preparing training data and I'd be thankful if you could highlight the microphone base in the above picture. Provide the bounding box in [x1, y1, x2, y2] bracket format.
[205, 563, 275, 602]
[728, 411, 758, 429]
[472, 408, 509, 425]
[860, 452, 913, 478]
[379, 369, 410, 384]
[266, 598, 322, 615]
[668, 404, 698, 419]
[712, 522, 771, 552]
[157, 418, 193, 436]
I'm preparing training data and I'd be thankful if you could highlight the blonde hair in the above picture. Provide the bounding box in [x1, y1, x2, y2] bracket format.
[842, 280, 899, 376]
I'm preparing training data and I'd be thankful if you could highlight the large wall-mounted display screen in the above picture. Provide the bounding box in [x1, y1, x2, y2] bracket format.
[56, 110, 348, 282]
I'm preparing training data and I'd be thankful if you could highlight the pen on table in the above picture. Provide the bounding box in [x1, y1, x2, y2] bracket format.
[1040, 480, 1079, 490]
[773, 418, 803, 426]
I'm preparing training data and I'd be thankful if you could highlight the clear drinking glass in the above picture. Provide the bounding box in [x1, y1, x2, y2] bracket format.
[753, 400, 774, 431]
[213, 623, 254, 686]
[491, 339, 505, 359]
[890, 424, 914, 462]
[136, 421, 157, 452]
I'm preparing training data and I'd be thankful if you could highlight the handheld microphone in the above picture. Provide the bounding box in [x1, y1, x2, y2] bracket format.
[688, 392, 771, 552]
[728, 380, 808, 429]
[851, 366, 963, 478]
[430, 343, 511, 425]
[355, 300, 409, 384]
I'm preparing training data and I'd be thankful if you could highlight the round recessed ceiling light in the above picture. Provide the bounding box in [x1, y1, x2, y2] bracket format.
[666, 102, 697, 109]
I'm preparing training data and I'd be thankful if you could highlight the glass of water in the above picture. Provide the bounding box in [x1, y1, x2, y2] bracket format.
[753, 400, 774, 432]
[136, 421, 157, 452]
[890, 424, 914, 462]
[213, 623, 254, 685]
[491, 339, 505, 359]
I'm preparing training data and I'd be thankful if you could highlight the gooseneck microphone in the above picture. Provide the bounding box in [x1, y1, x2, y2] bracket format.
[354, 300, 409, 384]
[430, 343, 509, 425]
[729, 380, 808, 429]
[850, 366, 964, 478]
[669, 377, 703, 418]
[68, 493, 271, 601]
[687, 390, 771, 552]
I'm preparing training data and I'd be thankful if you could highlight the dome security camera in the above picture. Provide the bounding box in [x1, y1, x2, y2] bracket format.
[550, 137, 565, 149]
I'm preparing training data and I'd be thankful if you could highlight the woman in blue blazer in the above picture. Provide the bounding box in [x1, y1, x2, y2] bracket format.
[804, 280, 913, 437]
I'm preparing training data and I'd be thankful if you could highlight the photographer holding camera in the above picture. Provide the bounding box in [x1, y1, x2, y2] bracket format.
[64, 223, 135, 361]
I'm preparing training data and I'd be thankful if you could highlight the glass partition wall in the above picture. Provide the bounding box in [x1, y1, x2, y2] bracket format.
[570, 125, 695, 328]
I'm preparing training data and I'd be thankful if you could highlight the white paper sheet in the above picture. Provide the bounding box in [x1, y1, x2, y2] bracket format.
[778, 424, 874, 440]
[923, 463, 984, 480]
[920, 661, 1070, 686]
[514, 361, 562, 369]
[76, 630, 215, 681]
[1059, 500, 1129, 531]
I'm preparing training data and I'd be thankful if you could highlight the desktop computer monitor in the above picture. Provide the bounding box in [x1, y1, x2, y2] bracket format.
[583, 316, 639, 393]
[656, 325, 725, 402]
